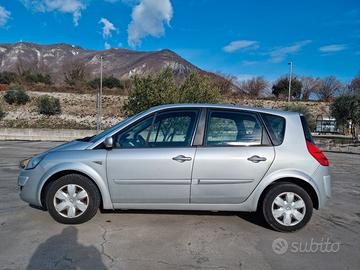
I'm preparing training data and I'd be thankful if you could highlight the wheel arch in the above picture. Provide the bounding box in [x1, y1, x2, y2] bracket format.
[38, 165, 113, 210]
[257, 177, 319, 211]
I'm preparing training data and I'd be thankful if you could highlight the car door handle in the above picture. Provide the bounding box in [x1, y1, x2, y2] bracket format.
[247, 155, 267, 163]
[172, 155, 192, 163]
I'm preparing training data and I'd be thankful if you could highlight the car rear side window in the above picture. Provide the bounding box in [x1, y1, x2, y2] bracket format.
[261, 113, 286, 146]
[205, 110, 263, 146]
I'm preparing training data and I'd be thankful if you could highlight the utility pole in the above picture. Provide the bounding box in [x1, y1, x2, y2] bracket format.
[96, 56, 103, 133]
[288, 61, 293, 102]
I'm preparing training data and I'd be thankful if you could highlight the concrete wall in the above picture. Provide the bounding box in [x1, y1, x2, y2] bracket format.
[1, 128, 358, 154]
[0, 128, 97, 142]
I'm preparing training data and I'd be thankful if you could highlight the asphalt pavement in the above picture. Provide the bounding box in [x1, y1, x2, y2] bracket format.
[0, 141, 359, 270]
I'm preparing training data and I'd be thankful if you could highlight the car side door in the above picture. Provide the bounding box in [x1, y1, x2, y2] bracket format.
[106, 109, 200, 204]
[191, 109, 275, 204]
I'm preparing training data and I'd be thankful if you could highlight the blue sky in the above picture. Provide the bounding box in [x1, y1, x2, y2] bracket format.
[0, 0, 359, 82]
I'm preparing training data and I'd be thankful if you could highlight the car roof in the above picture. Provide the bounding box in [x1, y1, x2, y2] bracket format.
[148, 103, 299, 117]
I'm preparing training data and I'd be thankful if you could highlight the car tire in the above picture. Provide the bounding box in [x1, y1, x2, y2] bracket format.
[262, 182, 313, 232]
[46, 174, 100, 224]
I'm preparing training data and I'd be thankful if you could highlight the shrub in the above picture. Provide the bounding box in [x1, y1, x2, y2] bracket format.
[38, 95, 61, 116]
[0, 71, 17, 84]
[283, 104, 315, 131]
[3, 90, 17, 104]
[22, 71, 52, 85]
[88, 76, 123, 89]
[15, 89, 30, 105]
[3, 88, 30, 105]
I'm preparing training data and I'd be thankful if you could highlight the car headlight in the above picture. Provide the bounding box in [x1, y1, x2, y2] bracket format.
[20, 154, 45, 170]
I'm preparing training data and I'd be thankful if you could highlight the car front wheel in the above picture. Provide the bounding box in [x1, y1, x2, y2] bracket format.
[46, 174, 100, 224]
[262, 182, 313, 232]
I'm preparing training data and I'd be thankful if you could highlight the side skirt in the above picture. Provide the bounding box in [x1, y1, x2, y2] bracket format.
[112, 203, 255, 212]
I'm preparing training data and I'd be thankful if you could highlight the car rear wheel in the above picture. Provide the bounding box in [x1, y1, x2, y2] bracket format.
[262, 182, 313, 232]
[46, 174, 100, 224]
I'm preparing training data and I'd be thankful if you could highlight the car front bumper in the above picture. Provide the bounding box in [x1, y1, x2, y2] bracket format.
[18, 166, 45, 207]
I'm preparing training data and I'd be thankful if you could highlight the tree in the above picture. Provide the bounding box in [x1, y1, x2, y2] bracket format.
[64, 61, 87, 87]
[272, 76, 302, 99]
[213, 72, 237, 96]
[283, 104, 316, 131]
[349, 74, 360, 96]
[330, 95, 360, 141]
[315, 76, 342, 101]
[240, 76, 268, 98]
[124, 69, 222, 116]
[300, 76, 321, 100]
[124, 68, 177, 116]
[178, 71, 221, 104]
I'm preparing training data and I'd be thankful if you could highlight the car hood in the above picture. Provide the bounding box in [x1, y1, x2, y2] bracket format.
[47, 139, 93, 153]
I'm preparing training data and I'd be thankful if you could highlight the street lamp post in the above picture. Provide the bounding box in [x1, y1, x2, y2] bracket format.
[96, 56, 103, 133]
[288, 61, 293, 102]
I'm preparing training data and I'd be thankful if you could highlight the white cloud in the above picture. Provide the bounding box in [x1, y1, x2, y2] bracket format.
[127, 0, 173, 47]
[104, 41, 111, 49]
[223, 40, 259, 53]
[99, 18, 116, 39]
[21, 0, 86, 26]
[269, 40, 311, 63]
[319, 44, 347, 53]
[0, 5, 11, 27]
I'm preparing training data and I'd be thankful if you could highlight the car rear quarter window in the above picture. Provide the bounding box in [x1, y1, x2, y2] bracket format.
[300, 115, 315, 144]
[261, 113, 286, 146]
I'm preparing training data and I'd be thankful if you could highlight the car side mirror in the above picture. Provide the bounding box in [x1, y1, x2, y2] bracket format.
[104, 137, 114, 149]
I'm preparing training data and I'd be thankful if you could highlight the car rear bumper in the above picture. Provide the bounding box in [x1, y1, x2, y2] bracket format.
[312, 165, 331, 208]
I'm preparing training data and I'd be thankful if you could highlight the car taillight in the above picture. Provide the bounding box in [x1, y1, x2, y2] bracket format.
[306, 140, 329, 166]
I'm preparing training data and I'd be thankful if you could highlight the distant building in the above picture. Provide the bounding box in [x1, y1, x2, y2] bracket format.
[315, 115, 338, 134]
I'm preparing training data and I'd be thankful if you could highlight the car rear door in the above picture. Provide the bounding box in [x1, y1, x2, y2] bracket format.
[106, 109, 200, 204]
[190, 109, 275, 204]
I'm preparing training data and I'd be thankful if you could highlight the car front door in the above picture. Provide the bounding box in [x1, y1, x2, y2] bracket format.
[106, 109, 200, 204]
[191, 109, 275, 204]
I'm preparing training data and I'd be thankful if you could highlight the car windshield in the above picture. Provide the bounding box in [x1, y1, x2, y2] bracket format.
[89, 110, 150, 143]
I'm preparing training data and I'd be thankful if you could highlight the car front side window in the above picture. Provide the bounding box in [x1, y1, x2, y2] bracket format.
[112, 110, 199, 148]
[147, 110, 199, 147]
[113, 116, 154, 148]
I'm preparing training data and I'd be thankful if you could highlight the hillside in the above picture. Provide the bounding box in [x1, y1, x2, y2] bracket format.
[0, 42, 209, 82]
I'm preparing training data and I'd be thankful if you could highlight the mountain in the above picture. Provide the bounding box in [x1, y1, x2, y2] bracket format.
[0, 42, 204, 82]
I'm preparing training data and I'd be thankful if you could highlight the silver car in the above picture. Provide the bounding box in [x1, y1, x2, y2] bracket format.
[18, 104, 331, 232]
